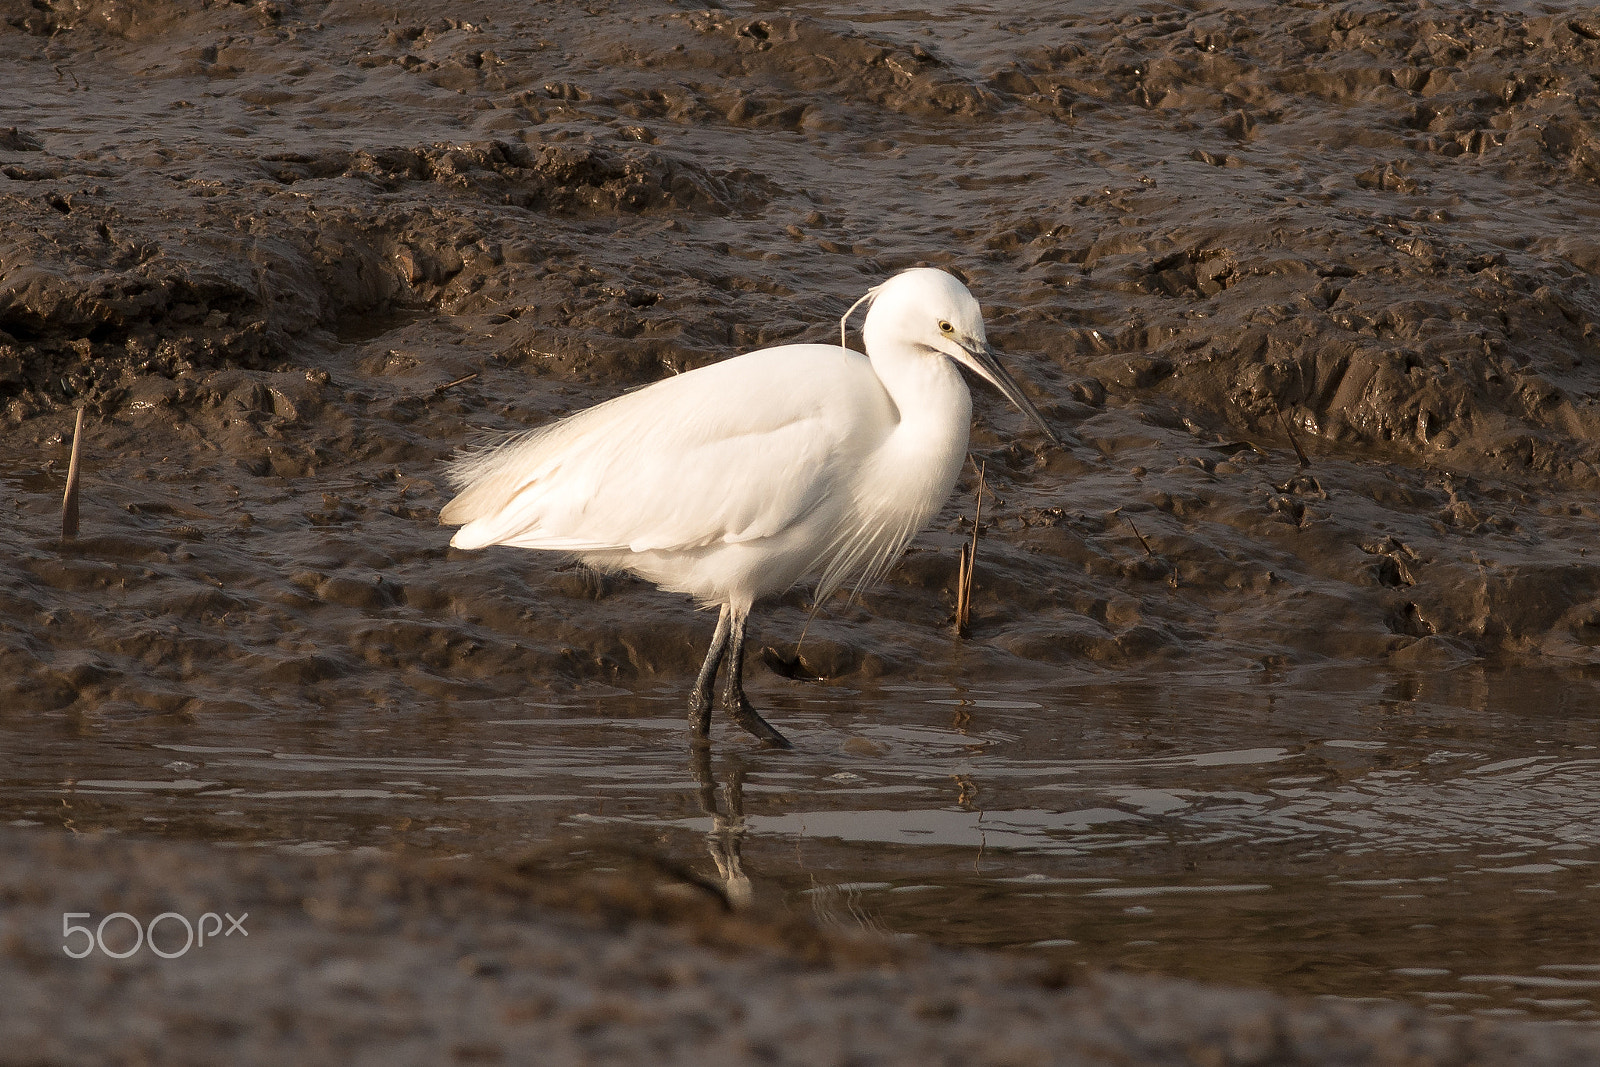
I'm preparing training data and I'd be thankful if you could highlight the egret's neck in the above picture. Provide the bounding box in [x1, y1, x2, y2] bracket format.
[864, 337, 973, 508]
[867, 338, 971, 436]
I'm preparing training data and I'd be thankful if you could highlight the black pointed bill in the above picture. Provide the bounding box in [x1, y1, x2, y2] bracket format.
[954, 339, 1063, 447]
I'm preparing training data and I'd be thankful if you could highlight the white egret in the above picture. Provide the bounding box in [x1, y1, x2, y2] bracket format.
[441, 267, 1059, 748]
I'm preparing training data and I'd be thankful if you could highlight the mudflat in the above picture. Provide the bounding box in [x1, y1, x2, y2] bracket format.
[5, 0, 1600, 1058]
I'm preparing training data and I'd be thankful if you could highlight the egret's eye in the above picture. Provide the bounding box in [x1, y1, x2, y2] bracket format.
[938, 320, 953, 333]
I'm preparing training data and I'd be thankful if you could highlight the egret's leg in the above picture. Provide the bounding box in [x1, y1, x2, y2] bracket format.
[722, 606, 793, 749]
[688, 606, 732, 743]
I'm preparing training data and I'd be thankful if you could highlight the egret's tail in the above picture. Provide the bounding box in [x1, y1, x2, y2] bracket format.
[439, 427, 552, 536]
[447, 521, 496, 551]
[439, 477, 512, 527]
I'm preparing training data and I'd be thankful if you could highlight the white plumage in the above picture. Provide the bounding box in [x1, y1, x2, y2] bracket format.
[441, 267, 1058, 747]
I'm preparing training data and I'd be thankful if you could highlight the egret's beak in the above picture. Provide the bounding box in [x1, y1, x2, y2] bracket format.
[953, 339, 1063, 447]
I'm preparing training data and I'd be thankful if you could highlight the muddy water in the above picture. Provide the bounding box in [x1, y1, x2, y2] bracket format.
[9, 661, 1600, 1021]
[6, 0, 1600, 1031]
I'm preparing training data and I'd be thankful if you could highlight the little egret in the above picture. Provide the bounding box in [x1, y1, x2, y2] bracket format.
[441, 267, 1059, 748]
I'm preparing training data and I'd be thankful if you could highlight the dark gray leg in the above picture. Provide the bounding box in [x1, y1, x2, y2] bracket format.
[722, 606, 793, 749]
[689, 606, 732, 744]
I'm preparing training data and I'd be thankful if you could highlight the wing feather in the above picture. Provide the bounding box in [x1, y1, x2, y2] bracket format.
[443, 345, 890, 556]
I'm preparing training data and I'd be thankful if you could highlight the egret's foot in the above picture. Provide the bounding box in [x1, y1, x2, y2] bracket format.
[688, 692, 713, 741]
[713, 603, 790, 748]
[728, 694, 792, 749]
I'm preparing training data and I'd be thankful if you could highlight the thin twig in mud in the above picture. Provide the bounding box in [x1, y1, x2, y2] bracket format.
[1276, 409, 1311, 468]
[954, 462, 986, 638]
[1124, 514, 1154, 557]
[955, 540, 971, 634]
[61, 406, 84, 542]
[432, 372, 478, 395]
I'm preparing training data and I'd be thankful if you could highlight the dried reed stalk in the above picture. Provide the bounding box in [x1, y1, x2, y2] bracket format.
[1125, 514, 1154, 556]
[954, 462, 986, 638]
[60, 406, 84, 541]
[432, 372, 478, 395]
[1276, 409, 1311, 468]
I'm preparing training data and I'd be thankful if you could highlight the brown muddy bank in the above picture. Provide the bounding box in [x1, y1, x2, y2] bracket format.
[4, 0, 1600, 706]
[6, 825, 1600, 1067]
[5, 0, 1600, 1056]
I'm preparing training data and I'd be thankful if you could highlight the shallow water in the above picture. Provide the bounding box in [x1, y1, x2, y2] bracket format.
[10, 662, 1599, 1021]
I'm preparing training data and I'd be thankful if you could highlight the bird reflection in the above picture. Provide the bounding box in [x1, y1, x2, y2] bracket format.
[690, 744, 752, 909]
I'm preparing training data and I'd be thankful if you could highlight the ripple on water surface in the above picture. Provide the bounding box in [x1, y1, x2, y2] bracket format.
[7, 665, 1600, 1022]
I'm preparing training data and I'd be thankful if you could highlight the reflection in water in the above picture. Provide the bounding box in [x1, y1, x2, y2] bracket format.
[691, 745, 752, 909]
[5, 666, 1600, 1022]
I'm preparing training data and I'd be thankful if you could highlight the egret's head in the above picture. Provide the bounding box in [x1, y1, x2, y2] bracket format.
[852, 268, 1060, 445]
[860, 267, 987, 359]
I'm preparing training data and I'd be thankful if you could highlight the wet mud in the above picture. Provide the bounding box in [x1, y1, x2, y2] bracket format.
[5, 0, 1600, 1055]
[7, 825, 1600, 1066]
